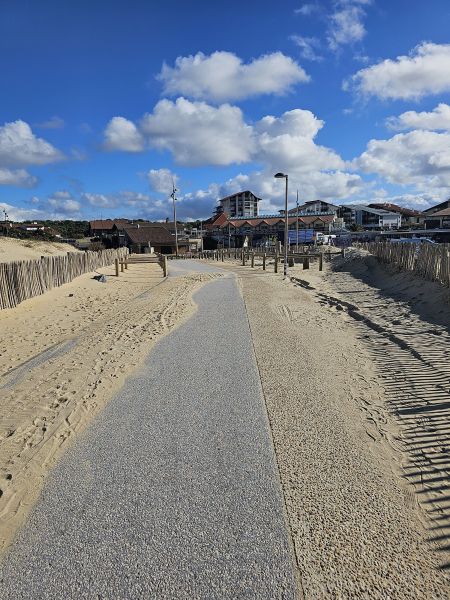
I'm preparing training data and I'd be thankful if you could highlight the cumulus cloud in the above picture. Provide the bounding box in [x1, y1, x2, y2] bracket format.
[157, 51, 309, 102]
[0, 201, 46, 222]
[255, 109, 344, 173]
[355, 130, 450, 192]
[328, 0, 371, 51]
[147, 168, 178, 194]
[101, 104, 363, 210]
[0, 168, 37, 187]
[346, 43, 450, 100]
[47, 190, 81, 215]
[140, 98, 254, 166]
[0, 120, 64, 166]
[103, 116, 145, 152]
[386, 103, 450, 131]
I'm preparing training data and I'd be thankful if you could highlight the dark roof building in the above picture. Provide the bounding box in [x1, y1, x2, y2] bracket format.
[123, 224, 188, 254]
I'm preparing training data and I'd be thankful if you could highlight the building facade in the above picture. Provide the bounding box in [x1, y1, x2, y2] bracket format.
[218, 191, 261, 218]
[338, 205, 401, 229]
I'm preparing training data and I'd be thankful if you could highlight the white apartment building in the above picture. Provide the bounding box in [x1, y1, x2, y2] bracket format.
[219, 191, 261, 218]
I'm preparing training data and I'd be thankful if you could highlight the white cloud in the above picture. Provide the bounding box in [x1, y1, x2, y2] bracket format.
[355, 130, 450, 192]
[290, 35, 322, 61]
[0, 201, 46, 222]
[386, 103, 450, 131]
[103, 116, 145, 152]
[82, 193, 119, 209]
[147, 168, 178, 194]
[294, 4, 320, 16]
[328, 0, 371, 51]
[140, 98, 254, 166]
[0, 120, 64, 166]
[47, 191, 81, 215]
[0, 168, 37, 187]
[157, 51, 309, 102]
[255, 109, 344, 173]
[35, 116, 65, 130]
[369, 193, 440, 211]
[347, 43, 450, 100]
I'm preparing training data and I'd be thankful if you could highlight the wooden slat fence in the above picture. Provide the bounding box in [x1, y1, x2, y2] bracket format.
[359, 242, 450, 288]
[0, 247, 128, 310]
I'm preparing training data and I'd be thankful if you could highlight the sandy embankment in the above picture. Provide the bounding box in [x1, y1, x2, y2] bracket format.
[214, 254, 450, 598]
[0, 237, 81, 262]
[0, 257, 220, 556]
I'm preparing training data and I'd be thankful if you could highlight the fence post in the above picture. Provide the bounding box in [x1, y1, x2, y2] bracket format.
[251, 253, 255, 268]
[115, 258, 119, 277]
[319, 253, 323, 272]
[120, 260, 124, 273]
[274, 252, 278, 273]
[263, 253, 266, 271]
[303, 256, 309, 270]
[163, 256, 168, 277]
[242, 251, 246, 266]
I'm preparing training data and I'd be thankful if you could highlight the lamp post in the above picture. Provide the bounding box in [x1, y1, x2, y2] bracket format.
[274, 172, 289, 278]
[170, 183, 178, 257]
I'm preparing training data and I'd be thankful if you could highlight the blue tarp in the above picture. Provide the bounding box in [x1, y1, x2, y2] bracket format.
[288, 230, 314, 244]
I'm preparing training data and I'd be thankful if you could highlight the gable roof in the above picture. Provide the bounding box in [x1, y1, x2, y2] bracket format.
[423, 199, 450, 214]
[426, 207, 450, 217]
[123, 224, 175, 245]
[90, 219, 130, 230]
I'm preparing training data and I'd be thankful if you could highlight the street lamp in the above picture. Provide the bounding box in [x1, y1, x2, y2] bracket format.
[170, 183, 178, 257]
[274, 172, 289, 278]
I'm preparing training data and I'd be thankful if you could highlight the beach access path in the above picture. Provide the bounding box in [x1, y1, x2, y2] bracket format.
[0, 261, 300, 599]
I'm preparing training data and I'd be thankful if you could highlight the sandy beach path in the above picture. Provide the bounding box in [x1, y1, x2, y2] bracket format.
[0, 262, 300, 599]
[0, 259, 220, 556]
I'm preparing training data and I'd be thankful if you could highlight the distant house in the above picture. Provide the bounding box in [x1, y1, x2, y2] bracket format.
[423, 208, 450, 229]
[89, 219, 131, 238]
[368, 203, 422, 228]
[422, 200, 450, 229]
[123, 223, 188, 254]
[338, 205, 401, 229]
[206, 213, 336, 247]
[286, 200, 340, 215]
[18, 222, 46, 232]
[422, 199, 450, 215]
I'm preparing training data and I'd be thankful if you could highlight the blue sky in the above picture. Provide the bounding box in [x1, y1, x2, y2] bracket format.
[1, 0, 450, 221]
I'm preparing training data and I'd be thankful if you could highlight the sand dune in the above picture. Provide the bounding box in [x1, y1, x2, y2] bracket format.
[0, 237, 81, 262]
[213, 253, 450, 597]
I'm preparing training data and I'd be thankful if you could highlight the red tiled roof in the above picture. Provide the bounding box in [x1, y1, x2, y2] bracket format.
[368, 203, 422, 217]
[205, 212, 228, 229]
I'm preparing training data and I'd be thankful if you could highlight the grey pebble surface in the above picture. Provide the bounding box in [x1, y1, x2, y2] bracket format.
[0, 263, 299, 599]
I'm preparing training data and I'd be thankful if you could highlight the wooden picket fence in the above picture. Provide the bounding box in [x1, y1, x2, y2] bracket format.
[359, 242, 450, 288]
[0, 247, 128, 310]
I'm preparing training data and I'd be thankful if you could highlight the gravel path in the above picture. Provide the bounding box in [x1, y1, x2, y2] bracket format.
[0, 263, 299, 599]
